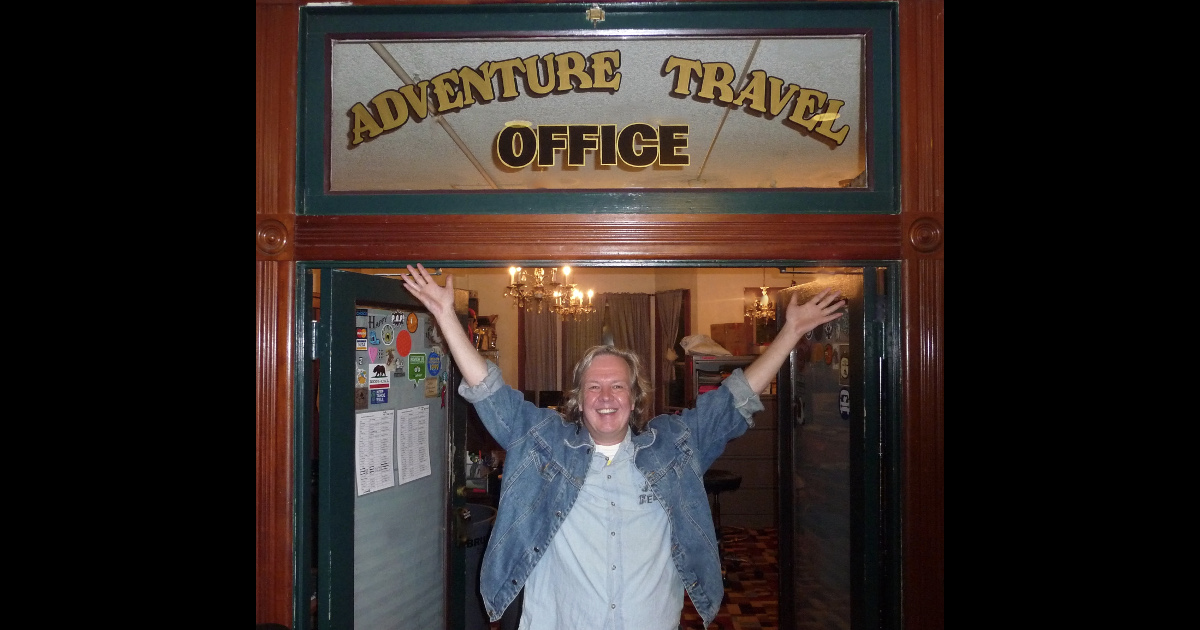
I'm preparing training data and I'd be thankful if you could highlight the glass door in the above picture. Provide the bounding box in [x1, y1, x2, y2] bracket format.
[777, 268, 891, 630]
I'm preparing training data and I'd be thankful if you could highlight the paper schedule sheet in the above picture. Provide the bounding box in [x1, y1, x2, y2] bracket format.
[355, 410, 396, 496]
[396, 405, 432, 485]
[354, 405, 431, 496]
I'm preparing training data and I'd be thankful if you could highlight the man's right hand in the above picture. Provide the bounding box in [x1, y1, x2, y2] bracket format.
[401, 263, 455, 320]
[401, 263, 489, 387]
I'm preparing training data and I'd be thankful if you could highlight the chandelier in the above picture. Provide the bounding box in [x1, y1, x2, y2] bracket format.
[551, 266, 595, 320]
[746, 269, 776, 322]
[506, 266, 595, 319]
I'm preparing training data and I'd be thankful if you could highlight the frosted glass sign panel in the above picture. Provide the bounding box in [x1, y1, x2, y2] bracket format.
[300, 3, 898, 214]
[330, 36, 865, 192]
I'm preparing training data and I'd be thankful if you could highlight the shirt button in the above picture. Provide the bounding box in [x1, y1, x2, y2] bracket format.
[610, 604, 616, 609]
[611, 565, 616, 570]
[610, 531, 615, 536]
[606, 474, 611, 479]
[610, 501, 615, 506]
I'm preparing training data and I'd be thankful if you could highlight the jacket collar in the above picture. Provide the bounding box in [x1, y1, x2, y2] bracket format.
[562, 420, 657, 452]
[563, 417, 593, 449]
[631, 425, 657, 450]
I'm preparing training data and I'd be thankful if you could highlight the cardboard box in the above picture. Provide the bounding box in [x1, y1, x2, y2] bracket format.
[710, 322, 752, 356]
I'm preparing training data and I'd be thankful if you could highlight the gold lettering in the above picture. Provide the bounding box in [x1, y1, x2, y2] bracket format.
[767, 77, 801, 117]
[554, 52, 592, 91]
[458, 64, 495, 105]
[698, 61, 736, 103]
[348, 103, 383, 146]
[429, 70, 464, 113]
[396, 83, 429, 121]
[812, 99, 850, 145]
[348, 83, 427, 147]
[589, 51, 621, 90]
[787, 88, 829, 131]
[486, 58, 526, 99]
[663, 56, 703, 96]
[660, 55, 850, 145]
[523, 54, 556, 95]
[371, 91, 410, 131]
[732, 70, 767, 113]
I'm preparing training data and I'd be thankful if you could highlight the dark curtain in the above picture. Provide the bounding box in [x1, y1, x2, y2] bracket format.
[523, 306, 559, 391]
[603, 293, 652, 384]
[561, 294, 607, 389]
[655, 289, 684, 384]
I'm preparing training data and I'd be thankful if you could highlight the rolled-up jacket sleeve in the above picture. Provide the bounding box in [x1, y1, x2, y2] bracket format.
[722, 368, 764, 424]
[457, 360, 507, 402]
[457, 361, 546, 448]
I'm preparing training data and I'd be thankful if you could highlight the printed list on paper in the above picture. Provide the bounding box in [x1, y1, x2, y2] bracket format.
[355, 410, 396, 496]
[396, 405, 432, 485]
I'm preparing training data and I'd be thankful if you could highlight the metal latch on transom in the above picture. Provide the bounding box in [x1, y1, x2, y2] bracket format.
[586, 4, 605, 28]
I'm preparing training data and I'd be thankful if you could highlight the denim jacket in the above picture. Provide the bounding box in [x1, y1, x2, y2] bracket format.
[458, 361, 763, 627]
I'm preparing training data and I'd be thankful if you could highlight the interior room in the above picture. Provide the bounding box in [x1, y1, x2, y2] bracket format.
[317, 264, 860, 630]
[353, 266, 798, 386]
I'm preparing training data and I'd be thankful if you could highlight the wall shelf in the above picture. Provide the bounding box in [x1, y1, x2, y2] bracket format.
[685, 355, 758, 408]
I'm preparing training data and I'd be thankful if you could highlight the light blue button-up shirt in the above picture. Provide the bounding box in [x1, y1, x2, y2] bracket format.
[519, 429, 682, 630]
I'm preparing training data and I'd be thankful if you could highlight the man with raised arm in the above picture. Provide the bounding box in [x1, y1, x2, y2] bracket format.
[403, 263, 844, 630]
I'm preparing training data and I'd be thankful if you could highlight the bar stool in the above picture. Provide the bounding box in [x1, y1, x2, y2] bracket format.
[703, 469, 747, 577]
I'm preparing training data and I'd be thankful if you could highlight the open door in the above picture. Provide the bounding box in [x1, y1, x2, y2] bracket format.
[310, 269, 466, 630]
[777, 268, 889, 630]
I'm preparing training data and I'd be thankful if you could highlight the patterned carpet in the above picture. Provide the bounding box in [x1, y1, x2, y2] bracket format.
[681, 527, 778, 630]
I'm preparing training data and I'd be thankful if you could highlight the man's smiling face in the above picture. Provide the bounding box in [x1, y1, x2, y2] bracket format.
[580, 353, 633, 446]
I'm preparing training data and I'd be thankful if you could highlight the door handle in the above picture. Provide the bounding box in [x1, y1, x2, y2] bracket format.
[456, 485, 488, 499]
[454, 506, 472, 545]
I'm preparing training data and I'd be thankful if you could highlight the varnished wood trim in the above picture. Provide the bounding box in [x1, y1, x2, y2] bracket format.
[899, 1, 945, 629]
[257, 214, 296, 261]
[902, 257, 944, 629]
[257, 260, 296, 626]
[256, 2, 297, 218]
[257, 1, 299, 626]
[904, 212, 944, 258]
[295, 214, 902, 262]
